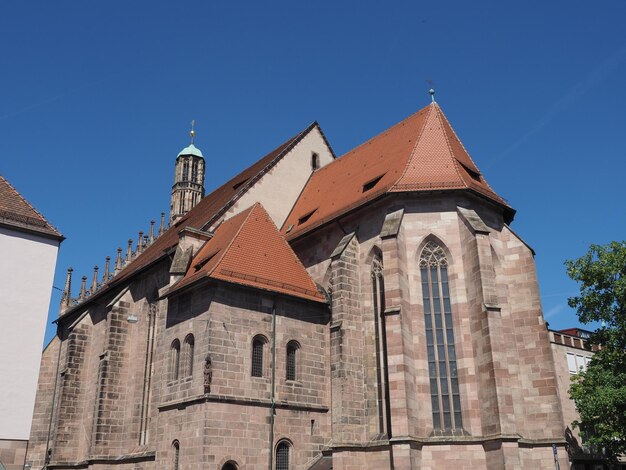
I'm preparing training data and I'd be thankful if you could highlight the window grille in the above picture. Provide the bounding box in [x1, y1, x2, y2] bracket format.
[252, 336, 265, 377]
[172, 441, 180, 470]
[286, 342, 298, 381]
[420, 241, 463, 432]
[276, 441, 290, 470]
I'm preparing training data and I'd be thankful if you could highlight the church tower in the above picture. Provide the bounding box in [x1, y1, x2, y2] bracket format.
[170, 123, 205, 225]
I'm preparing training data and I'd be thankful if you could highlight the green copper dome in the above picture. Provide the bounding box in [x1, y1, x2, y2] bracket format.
[178, 143, 204, 158]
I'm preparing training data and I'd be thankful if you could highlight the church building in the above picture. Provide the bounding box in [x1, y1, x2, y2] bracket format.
[27, 96, 585, 469]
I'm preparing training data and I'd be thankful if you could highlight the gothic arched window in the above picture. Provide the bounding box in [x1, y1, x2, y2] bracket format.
[371, 255, 391, 437]
[275, 440, 291, 470]
[419, 241, 463, 432]
[182, 159, 189, 182]
[172, 440, 180, 470]
[170, 339, 181, 381]
[311, 152, 319, 170]
[183, 334, 194, 377]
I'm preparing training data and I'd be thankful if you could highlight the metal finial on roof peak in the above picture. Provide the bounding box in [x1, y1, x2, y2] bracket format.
[429, 88, 436, 103]
[190, 119, 196, 145]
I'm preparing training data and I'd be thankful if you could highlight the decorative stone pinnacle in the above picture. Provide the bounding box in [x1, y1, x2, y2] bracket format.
[159, 212, 165, 236]
[149, 220, 155, 243]
[62, 267, 73, 307]
[90, 266, 99, 294]
[79, 276, 87, 301]
[126, 239, 133, 264]
[103, 256, 111, 282]
[137, 231, 144, 255]
[114, 248, 123, 274]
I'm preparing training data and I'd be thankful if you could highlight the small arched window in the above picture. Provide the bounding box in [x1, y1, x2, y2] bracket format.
[183, 334, 194, 377]
[182, 159, 189, 182]
[221, 462, 238, 470]
[311, 152, 319, 171]
[275, 441, 290, 470]
[170, 340, 181, 381]
[172, 440, 180, 470]
[286, 341, 299, 381]
[251, 335, 267, 377]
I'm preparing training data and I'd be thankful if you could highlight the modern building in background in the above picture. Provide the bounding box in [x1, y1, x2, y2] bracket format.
[25, 99, 606, 469]
[0, 175, 63, 470]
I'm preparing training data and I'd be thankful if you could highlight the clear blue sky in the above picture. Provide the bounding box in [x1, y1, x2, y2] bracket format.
[1, 1, 624, 346]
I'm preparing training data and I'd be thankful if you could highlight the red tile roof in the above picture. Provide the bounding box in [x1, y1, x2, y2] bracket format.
[0, 174, 63, 239]
[281, 103, 514, 239]
[169, 203, 326, 303]
[59, 123, 325, 319]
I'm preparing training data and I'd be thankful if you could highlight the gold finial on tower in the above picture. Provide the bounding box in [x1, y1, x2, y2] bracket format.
[190, 119, 196, 144]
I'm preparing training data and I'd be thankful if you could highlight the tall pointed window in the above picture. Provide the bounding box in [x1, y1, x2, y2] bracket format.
[170, 339, 181, 381]
[420, 241, 463, 432]
[183, 334, 194, 377]
[172, 440, 180, 470]
[182, 159, 189, 182]
[371, 255, 391, 437]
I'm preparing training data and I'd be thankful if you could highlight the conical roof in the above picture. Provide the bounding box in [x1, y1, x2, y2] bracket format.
[282, 103, 513, 239]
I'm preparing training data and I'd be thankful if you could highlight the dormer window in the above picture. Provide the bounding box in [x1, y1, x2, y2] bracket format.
[362, 174, 384, 192]
[311, 152, 319, 171]
[298, 209, 317, 226]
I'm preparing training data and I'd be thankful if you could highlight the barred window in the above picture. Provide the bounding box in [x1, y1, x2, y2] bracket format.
[183, 334, 194, 377]
[275, 441, 290, 470]
[252, 335, 267, 377]
[420, 241, 463, 432]
[172, 440, 180, 470]
[170, 340, 181, 381]
[286, 341, 299, 381]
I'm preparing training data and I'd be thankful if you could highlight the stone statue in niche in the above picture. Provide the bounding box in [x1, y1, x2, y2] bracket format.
[204, 355, 212, 394]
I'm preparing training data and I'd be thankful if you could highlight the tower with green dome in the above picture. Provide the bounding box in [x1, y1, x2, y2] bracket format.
[170, 123, 205, 224]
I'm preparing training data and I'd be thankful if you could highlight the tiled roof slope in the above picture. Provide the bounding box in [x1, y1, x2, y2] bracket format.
[113, 123, 319, 285]
[169, 203, 325, 303]
[0, 174, 63, 239]
[58, 123, 323, 319]
[282, 103, 514, 240]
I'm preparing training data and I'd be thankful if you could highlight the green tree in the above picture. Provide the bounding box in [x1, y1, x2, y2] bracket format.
[566, 241, 626, 466]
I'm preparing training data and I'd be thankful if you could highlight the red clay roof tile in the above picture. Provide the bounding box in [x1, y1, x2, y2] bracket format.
[0, 174, 63, 239]
[169, 203, 325, 303]
[282, 103, 513, 239]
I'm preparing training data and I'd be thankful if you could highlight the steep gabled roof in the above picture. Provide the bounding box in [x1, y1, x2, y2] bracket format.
[113, 122, 321, 285]
[0, 174, 63, 240]
[281, 103, 514, 240]
[59, 123, 326, 319]
[168, 203, 325, 303]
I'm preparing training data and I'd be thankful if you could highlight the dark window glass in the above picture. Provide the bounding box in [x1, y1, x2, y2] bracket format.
[172, 441, 180, 470]
[311, 152, 319, 170]
[286, 342, 297, 381]
[222, 463, 237, 470]
[252, 337, 265, 377]
[420, 241, 463, 432]
[276, 441, 290, 470]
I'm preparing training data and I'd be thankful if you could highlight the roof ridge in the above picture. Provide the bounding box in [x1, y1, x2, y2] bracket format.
[312, 104, 432, 177]
[435, 103, 482, 174]
[391, 104, 435, 188]
[432, 104, 469, 190]
[0, 174, 62, 237]
[199, 123, 317, 231]
[208, 204, 258, 277]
